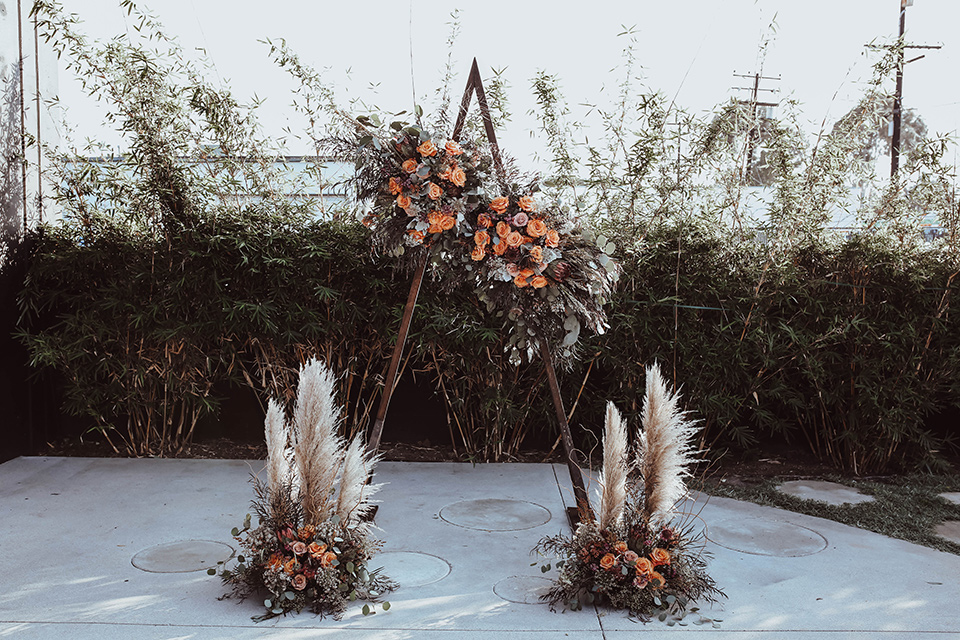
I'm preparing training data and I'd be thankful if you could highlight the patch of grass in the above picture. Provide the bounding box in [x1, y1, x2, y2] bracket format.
[696, 474, 960, 555]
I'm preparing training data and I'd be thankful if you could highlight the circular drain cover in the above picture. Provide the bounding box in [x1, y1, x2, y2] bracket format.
[708, 517, 827, 557]
[493, 575, 553, 604]
[132, 540, 234, 573]
[375, 551, 451, 587]
[439, 498, 551, 531]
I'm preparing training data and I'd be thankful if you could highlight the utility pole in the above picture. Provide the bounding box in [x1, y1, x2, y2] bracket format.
[732, 71, 780, 185]
[885, 0, 941, 178]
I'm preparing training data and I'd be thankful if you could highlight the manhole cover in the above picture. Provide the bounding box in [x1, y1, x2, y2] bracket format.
[493, 575, 553, 604]
[708, 517, 827, 557]
[375, 551, 451, 587]
[439, 498, 551, 531]
[131, 540, 234, 573]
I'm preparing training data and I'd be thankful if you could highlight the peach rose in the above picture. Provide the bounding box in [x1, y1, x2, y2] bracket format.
[520, 268, 535, 278]
[623, 550, 639, 564]
[633, 574, 649, 589]
[493, 239, 508, 256]
[476, 213, 492, 228]
[267, 553, 283, 571]
[635, 557, 654, 576]
[506, 231, 524, 248]
[396, 193, 412, 210]
[440, 215, 456, 231]
[297, 525, 316, 540]
[526, 219, 548, 238]
[471, 245, 486, 261]
[439, 165, 452, 182]
[513, 274, 529, 288]
[505, 263, 521, 277]
[545, 229, 560, 247]
[445, 140, 463, 155]
[401, 158, 418, 173]
[283, 558, 298, 575]
[649, 571, 665, 589]
[599, 553, 618, 571]
[320, 551, 337, 568]
[474, 230, 490, 246]
[651, 548, 671, 566]
[291, 573, 308, 591]
[307, 542, 326, 558]
[417, 139, 438, 157]
[451, 166, 467, 187]
[490, 196, 510, 214]
[531, 275, 548, 289]
[496, 221, 510, 237]
[518, 195, 537, 212]
[529, 246, 543, 263]
[408, 229, 426, 244]
[614, 541, 628, 554]
[427, 182, 443, 200]
[388, 177, 403, 195]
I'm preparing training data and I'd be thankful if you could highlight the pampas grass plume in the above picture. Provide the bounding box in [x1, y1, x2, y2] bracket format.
[264, 398, 292, 499]
[336, 434, 382, 535]
[637, 362, 700, 524]
[597, 401, 628, 530]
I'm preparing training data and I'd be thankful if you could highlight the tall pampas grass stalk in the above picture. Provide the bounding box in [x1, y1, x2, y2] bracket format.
[597, 401, 629, 530]
[336, 435, 382, 535]
[292, 358, 344, 525]
[636, 361, 701, 524]
[264, 399, 292, 499]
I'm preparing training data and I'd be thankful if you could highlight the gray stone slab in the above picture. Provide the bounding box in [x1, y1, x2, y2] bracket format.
[439, 498, 552, 531]
[493, 575, 553, 604]
[375, 551, 450, 587]
[777, 480, 874, 506]
[131, 539, 234, 573]
[939, 492, 960, 506]
[934, 520, 960, 545]
[709, 516, 827, 557]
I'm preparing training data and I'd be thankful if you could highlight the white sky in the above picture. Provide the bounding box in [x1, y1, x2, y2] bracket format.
[53, 0, 960, 170]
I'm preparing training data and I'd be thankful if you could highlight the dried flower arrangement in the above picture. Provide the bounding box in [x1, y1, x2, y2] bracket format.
[535, 363, 724, 622]
[214, 359, 394, 620]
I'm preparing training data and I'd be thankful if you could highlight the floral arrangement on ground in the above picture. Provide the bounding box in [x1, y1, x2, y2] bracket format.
[213, 359, 394, 620]
[535, 363, 724, 623]
[339, 113, 618, 363]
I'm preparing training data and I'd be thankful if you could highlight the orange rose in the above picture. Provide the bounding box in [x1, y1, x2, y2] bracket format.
[649, 571, 665, 589]
[529, 246, 543, 263]
[320, 551, 337, 568]
[439, 166, 453, 182]
[514, 274, 529, 288]
[267, 553, 283, 571]
[297, 525, 316, 540]
[493, 239, 508, 256]
[635, 557, 654, 577]
[307, 542, 326, 558]
[506, 231, 524, 248]
[599, 553, 618, 571]
[451, 166, 467, 187]
[283, 558, 298, 575]
[614, 541, 628, 554]
[471, 245, 486, 261]
[427, 211, 444, 234]
[545, 229, 560, 247]
[496, 221, 510, 237]
[520, 268, 535, 278]
[527, 219, 548, 238]
[517, 195, 537, 212]
[361, 214, 375, 228]
[417, 139, 438, 157]
[396, 193, 412, 210]
[445, 140, 463, 155]
[440, 215, 456, 231]
[401, 158, 418, 173]
[408, 229, 425, 244]
[388, 177, 403, 195]
[474, 230, 490, 246]
[427, 182, 443, 200]
[490, 196, 509, 214]
[651, 548, 671, 567]
[476, 213, 492, 228]
[531, 275, 548, 289]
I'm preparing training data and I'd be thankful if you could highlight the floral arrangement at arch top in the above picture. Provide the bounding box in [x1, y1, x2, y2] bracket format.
[535, 363, 724, 622]
[214, 358, 395, 620]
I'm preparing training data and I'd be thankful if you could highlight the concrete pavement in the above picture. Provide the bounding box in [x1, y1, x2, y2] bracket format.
[1, 456, 959, 639]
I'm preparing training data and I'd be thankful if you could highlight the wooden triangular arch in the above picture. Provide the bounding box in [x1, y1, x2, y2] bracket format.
[365, 59, 592, 525]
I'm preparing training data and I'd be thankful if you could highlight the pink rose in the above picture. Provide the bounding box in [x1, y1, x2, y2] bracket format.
[291, 574, 307, 591]
[512, 212, 529, 227]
